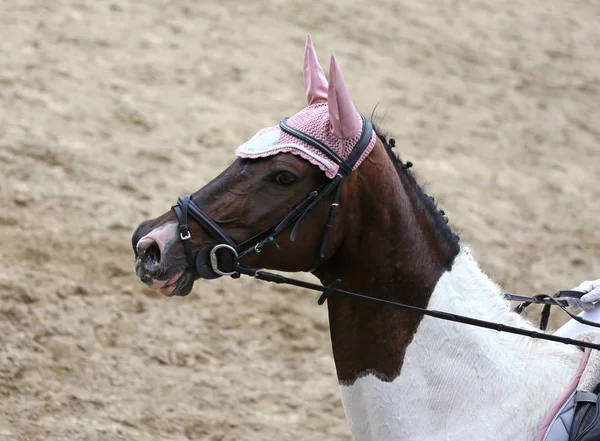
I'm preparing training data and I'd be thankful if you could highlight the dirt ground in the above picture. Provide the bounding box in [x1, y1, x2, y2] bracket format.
[1, 0, 599, 439]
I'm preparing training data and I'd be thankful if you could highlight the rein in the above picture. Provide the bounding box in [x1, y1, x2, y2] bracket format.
[171, 116, 600, 352]
[233, 265, 600, 352]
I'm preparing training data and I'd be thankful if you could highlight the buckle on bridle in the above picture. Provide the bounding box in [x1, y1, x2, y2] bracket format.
[254, 236, 280, 254]
[180, 230, 191, 240]
[209, 244, 239, 276]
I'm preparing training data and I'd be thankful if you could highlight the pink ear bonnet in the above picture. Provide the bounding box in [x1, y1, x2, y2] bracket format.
[235, 35, 376, 179]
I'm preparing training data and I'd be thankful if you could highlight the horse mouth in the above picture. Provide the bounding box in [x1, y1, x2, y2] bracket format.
[158, 270, 194, 297]
[134, 262, 194, 297]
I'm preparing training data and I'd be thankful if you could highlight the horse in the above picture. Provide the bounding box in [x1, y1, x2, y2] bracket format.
[131, 36, 598, 441]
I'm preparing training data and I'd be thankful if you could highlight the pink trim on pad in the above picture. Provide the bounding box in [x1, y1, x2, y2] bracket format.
[533, 344, 592, 441]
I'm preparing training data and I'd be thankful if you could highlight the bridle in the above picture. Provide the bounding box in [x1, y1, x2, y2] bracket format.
[171, 115, 600, 352]
[171, 114, 374, 280]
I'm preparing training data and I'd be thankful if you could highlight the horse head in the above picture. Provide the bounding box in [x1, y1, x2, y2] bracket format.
[132, 35, 384, 297]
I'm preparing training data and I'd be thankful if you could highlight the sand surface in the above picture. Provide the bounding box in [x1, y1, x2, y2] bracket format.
[1, 0, 600, 439]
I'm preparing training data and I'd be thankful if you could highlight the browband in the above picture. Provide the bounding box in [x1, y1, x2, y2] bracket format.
[279, 114, 373, 177]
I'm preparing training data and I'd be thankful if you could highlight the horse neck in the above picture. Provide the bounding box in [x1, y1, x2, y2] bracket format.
[315, 146, 459, 383]
[314, 147, 584, 440]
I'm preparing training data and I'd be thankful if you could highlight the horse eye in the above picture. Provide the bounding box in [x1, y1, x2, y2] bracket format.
[275, 171, 297, 186]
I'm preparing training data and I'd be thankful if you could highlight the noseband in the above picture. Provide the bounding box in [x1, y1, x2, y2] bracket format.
[171, 115, 374, 282]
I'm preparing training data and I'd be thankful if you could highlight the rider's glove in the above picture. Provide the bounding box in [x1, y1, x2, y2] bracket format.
[566, 279, 600, 312]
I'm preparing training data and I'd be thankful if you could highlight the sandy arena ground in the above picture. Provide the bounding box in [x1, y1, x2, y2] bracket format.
[1, 0, 600, 439]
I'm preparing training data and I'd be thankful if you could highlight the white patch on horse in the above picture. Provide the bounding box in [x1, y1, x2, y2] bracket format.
[339, 247, 584, 441]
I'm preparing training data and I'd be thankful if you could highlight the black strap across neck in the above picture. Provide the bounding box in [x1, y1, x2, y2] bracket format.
[232, 265, 600, 351]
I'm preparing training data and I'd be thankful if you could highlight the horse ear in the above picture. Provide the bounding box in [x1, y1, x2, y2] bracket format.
[304, 34, 328, 105]
[327, 53, 362, 139]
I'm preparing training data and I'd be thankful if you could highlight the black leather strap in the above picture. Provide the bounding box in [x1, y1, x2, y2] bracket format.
[279, 118, 352, 176]
[178, 194, 191, 237]
[289, 178, 340, 242]
[345, 115, 373, 169]
[172, 194, 195, 272]
[178, 195, 237, 248]
[277, 115, 374, 266]
[318, 176, 345, 260]
[234, 264, 600, 351]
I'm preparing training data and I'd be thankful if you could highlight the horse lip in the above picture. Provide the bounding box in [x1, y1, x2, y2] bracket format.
[149, 270, 184, 291]
[134, 255, 185, 289]
[164, 271, 184, 287]
[161, 271, 194, 297]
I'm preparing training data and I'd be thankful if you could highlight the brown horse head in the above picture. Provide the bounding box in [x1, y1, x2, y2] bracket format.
[132, 35, 384, 297]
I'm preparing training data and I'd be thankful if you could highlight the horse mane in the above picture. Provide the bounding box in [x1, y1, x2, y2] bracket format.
[373, 124, 461, 257]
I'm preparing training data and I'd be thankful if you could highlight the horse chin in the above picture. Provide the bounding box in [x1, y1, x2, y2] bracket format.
[160, 271, 194, 297]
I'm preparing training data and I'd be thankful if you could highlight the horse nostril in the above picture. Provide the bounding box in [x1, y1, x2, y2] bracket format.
[137, 238, 162, 270]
